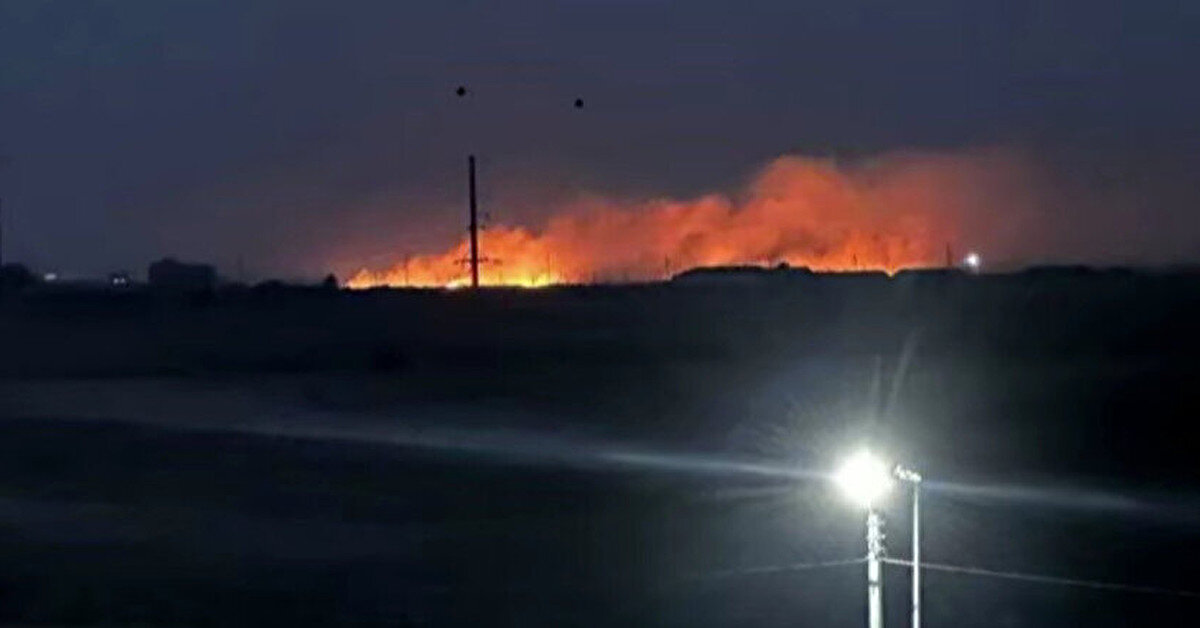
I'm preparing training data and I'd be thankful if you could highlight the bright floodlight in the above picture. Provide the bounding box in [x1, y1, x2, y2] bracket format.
[835, 450, 893, 507]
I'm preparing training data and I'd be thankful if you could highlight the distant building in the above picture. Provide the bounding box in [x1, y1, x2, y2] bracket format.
[0, 263, 35, 292]
[147, 258, 216, 291]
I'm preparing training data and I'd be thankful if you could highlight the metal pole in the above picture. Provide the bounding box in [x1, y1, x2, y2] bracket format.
[912, 483, 920, 628]
[468, 155, 480, 289]
[894, 465, 923, 628]
[867, 509, 884, 628]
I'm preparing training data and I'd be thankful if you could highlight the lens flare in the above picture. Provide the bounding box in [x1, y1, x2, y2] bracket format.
[835, 450, 893, 508]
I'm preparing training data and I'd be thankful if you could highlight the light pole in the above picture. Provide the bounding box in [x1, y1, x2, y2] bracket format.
[894, 465, 923, 628]
[835, 451, 893, 628]
[835, 451, 923, 628]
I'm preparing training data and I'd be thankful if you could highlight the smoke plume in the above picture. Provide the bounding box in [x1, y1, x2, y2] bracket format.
[346, 149, 1039, 288]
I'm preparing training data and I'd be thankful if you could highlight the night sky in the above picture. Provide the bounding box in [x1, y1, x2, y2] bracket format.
[3, 0, 1200, 279]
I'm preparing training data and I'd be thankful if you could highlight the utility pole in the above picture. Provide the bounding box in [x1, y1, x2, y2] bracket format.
[867, 509, 885, 628]
[912, 484, 921, 628]
[894, 465, 923, 628]
[468, 155, 480, 289]
[838, 453, 921, 628]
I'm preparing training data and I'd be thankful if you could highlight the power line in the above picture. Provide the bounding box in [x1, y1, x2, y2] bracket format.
[685, 556, 866, 581]
[883, 557, 1200, 600]
[690, 555, 1200, 600]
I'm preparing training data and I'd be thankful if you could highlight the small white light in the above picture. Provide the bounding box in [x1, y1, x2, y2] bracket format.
[43, 272, 58, 282]
[835, 450, 893, 508]
[963, 252, 981, 271]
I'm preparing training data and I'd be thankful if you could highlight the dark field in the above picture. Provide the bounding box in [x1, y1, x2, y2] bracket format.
[2, 271, 1199, 626]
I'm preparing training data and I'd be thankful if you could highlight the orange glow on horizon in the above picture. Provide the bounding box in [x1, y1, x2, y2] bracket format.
[345, 152, 1014, 289]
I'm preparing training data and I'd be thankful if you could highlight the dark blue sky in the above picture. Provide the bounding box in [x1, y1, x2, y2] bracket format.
[3, 0, 1200, 278]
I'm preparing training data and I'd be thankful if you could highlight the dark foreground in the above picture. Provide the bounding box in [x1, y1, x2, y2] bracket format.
[2, 270, 1199, 626]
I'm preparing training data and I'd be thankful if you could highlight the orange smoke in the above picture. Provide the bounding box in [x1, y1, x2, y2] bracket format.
[346, 151, 1022, 288]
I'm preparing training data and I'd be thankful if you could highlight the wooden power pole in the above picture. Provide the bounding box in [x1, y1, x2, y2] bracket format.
[468, 155, 480, 289]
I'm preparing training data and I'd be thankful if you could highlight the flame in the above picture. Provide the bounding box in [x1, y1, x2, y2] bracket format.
[346, 151, 1016, 289]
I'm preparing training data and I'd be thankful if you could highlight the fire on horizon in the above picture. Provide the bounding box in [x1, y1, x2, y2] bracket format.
[345, 151, 1014, 289]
